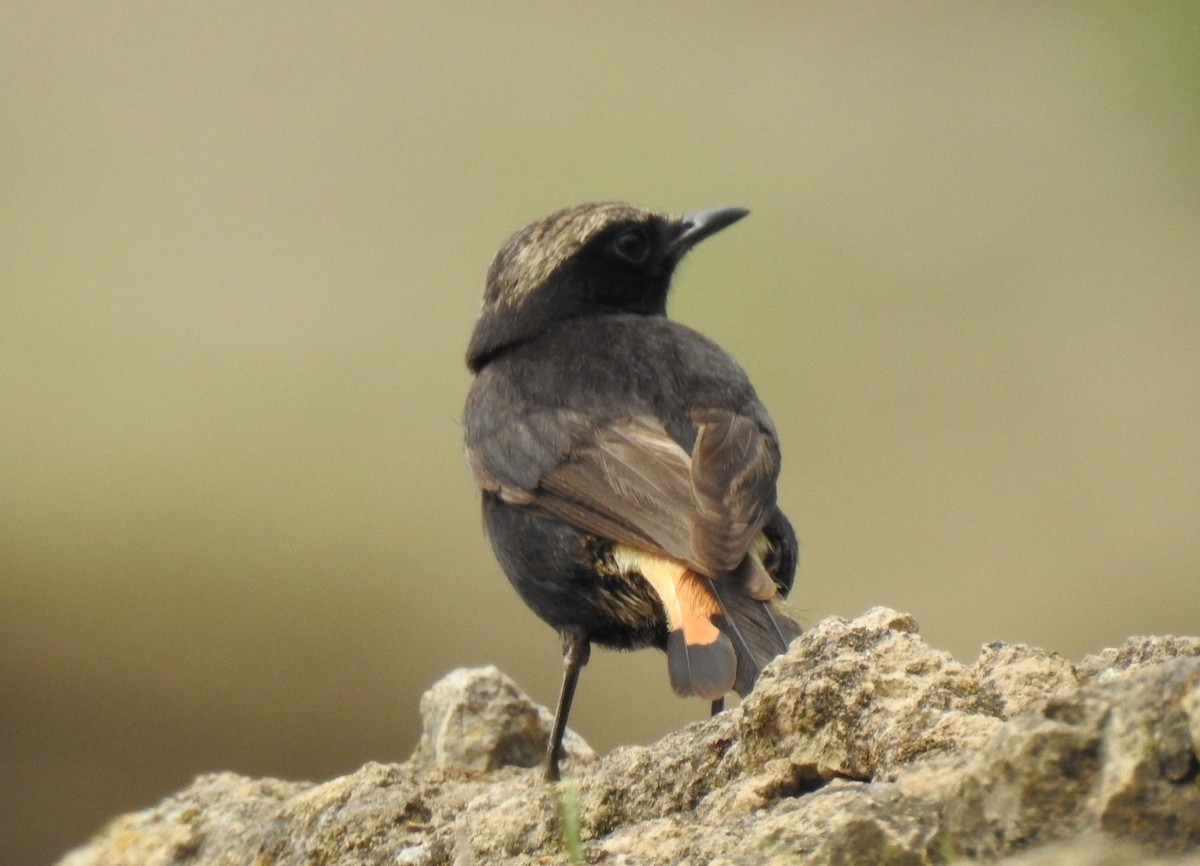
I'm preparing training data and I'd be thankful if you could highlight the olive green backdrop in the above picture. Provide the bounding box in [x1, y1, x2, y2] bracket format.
[3, 4, 1198, 864]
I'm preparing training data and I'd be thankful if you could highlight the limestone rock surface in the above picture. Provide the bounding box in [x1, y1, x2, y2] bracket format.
[56, 608, 1200, 866]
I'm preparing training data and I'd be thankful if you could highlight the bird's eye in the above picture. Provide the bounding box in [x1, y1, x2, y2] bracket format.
[610, 229, 650, 265]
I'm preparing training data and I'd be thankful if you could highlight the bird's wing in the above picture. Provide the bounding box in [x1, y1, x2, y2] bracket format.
[535, 415, 698, 563]
[472, 411, 780, 579]
[468, 407, 796, 697]
[685, 408, 782, 576]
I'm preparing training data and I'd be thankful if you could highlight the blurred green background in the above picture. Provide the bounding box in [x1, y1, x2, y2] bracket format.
[3, 4, 1198, 864]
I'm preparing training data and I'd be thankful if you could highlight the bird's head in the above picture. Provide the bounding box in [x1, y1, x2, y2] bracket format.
[466, 202, 748, 372]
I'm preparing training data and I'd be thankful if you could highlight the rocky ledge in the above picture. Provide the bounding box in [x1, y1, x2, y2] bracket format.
[57, 608, 1200, 865]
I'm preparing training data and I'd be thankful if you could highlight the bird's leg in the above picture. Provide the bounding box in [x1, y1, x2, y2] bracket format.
[545, 626, 590, 782]
[710, 697, 725, 716]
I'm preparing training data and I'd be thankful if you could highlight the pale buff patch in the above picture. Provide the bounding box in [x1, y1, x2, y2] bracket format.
[613, 545, 721, 646]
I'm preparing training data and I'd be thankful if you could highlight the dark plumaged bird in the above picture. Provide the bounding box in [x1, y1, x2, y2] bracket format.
[463, 202, 800, 781]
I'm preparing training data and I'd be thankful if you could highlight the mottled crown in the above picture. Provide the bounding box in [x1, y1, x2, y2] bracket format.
[483, 202, 650, 304]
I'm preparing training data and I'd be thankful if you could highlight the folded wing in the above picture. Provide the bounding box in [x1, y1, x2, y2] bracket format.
[468, 410, 797, 698]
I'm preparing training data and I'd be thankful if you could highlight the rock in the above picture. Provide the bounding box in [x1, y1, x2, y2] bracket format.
[409, 665, 596, 773]
[735, 606, 1006, 781]
[726, 779, 943, 866]
[943, 656, 1200, 859]
[1076, 635, 1200, 682]
[55, 610, 1200, 866]
[988, 834, 1200, 866]
[971, 641, 1079, 716]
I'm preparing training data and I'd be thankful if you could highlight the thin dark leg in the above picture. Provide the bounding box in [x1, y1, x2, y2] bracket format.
[710, 697, 725, 716]
[545, 627, 590, 782]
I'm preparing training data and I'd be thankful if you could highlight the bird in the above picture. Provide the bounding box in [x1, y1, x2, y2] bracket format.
[463, 202, 800, 781]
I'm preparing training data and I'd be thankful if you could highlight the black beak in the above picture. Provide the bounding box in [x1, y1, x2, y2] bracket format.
[668, 206, 750, 258]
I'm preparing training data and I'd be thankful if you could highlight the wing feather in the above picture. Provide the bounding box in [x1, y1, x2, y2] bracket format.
[534, 413, 779, 579]
[466, 405, 801, 699]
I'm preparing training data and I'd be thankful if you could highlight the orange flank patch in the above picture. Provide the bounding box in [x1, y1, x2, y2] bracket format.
[673, 570, 723, 646]
[613, 546, 721, 646]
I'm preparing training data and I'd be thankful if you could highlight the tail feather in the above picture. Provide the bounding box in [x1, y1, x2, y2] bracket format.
[665, 629, 736, 700]
[761, 596, 802, 654]
[618, 544, 799, 702]
[628, 550, 736, 699]
[706, 575, 802, 697]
